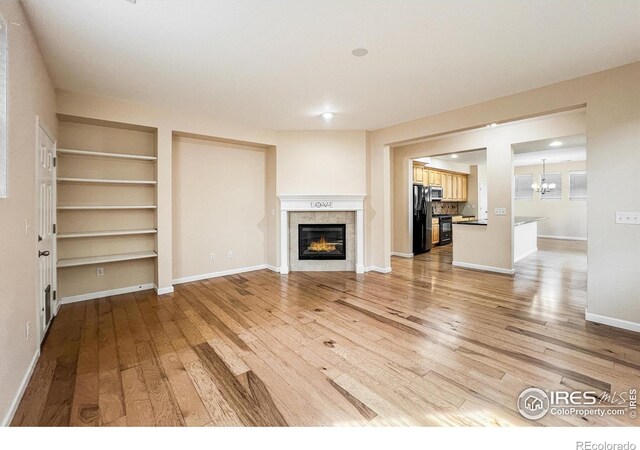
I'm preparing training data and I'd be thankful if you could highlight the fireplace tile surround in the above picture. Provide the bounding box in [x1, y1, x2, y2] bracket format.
[290, 212, 354, 271]
[278, 195, 365, 274]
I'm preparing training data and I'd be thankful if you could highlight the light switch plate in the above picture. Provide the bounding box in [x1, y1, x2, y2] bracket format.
[615, 212, 640, 225]
[494, 208, 506, 216]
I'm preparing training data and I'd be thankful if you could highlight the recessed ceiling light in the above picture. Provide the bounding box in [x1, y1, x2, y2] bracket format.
[487, 123, 497, 128]
[450, 154, 458, 159]
[352, 48, 368, 57]
[549, 141, 563, 147]
[321, 112, 334, 120]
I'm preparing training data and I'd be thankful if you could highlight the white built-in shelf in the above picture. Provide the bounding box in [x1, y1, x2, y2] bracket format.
[57, 251, 157, 268]
[57, 177, 157, 185]
[57, 205, 157, 210]
[58, 148, 157, 161]
[57, 228, 158, 239]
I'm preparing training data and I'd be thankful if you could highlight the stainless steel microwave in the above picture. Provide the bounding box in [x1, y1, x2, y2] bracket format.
[430, 186, 443, 201]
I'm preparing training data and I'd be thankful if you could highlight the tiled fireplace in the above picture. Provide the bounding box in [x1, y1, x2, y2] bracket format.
[278, 195, 365, 274]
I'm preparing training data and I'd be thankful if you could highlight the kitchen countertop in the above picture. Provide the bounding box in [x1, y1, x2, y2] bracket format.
[514, 216, 548, 226]
[454, 219, 488, 226]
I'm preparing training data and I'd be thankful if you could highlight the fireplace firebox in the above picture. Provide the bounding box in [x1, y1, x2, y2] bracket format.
[298, 224, 346, 260]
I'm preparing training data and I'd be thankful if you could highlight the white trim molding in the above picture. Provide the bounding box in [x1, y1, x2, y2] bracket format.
[154, 285, 175, 295]
[391, 252, 414, 258]
[452, 261, 515, 275]
[585, 311, 640, 333]
[366, 266, 392, 274]
[60, 283, 155, 304]
[172, 264, 270, 285]
[538, 235, 587, 241]
[2, 348, 40, 427]
[278, 194, 366, 275]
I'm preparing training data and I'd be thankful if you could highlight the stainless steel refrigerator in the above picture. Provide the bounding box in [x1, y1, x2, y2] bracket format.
[413, 184, 433, 254]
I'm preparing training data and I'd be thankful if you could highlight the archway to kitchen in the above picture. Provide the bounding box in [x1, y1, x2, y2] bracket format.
[389, 108, 586, 277]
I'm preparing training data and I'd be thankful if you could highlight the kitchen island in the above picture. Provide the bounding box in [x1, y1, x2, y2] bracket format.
[513, 216, 547, 263]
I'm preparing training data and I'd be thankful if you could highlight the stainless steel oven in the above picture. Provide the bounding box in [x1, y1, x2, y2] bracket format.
[439, 215, 452, 245]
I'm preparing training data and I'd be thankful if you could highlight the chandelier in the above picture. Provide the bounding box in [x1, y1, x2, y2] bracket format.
[531, 158, 556, 195]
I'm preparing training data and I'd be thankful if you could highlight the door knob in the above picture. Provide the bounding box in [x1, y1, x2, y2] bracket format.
[38, 250, 50, 257]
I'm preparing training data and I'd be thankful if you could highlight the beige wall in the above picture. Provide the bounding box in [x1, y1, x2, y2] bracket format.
[515, 161, 587, 239]
[275, 130, 367, 195]
[0, 1, 57, 425]
[371, 61, 640, 326]
[391, 111, 586, 270]
[172, 136, 269, 280]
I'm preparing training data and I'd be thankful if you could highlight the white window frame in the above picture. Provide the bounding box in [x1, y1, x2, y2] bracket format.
[0, 15, 7, 198]
[514, 174, 534, 200]
[569, 170, 587, 201]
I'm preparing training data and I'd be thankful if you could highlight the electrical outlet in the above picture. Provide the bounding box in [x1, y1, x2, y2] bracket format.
[494, 207, 506, 216]
[210, 252, 216, 261]
[615, 212, 640, 225]
[25, 321, 30, 340]
[96, 267, 105, 277]
[227, 251, 234, 259]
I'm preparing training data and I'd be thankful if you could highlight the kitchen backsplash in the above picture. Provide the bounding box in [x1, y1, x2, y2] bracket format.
[432, 202, 460, 215]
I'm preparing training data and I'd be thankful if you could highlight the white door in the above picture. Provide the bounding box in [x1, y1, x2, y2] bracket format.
[36, 118, 56, 342]
[478, 182, 488, 221]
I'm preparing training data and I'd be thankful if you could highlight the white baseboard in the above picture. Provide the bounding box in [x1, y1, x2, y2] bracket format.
[538, 235, 587, 241]
[452, 261, 515, 275]
[172, 264, 269, 285]
[265, 264, 280, 273]
[585, 311, 640, 333]
[60, 283, 155, 304]
[366, 266, 392, 274]
[154, 285, 174, 295]
[514, 247, 538, 263]
[391, 252, 414, 258]
[2, 348, 40, 427]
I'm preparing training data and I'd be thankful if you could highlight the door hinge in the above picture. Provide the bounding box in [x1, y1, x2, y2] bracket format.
[52, 224, 56, 234]
[53, 290, 57, 302]
[53, 157, 57, 167]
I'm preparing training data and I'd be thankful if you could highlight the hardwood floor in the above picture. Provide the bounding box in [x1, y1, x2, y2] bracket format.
[12, 239, 640, 426]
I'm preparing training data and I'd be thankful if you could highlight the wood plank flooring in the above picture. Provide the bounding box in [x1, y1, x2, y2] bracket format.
[12, 239, 640, 426]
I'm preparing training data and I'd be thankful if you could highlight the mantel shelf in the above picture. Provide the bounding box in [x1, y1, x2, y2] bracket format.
[57, 228, 158, 239]
[57, 251, 157, 268]
[57, 177, 157, 185]
[58, 148, 157, 161]
[57, 205, 157, 210]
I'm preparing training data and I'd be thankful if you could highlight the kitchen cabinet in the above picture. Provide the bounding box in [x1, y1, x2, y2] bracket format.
[432, 218, 440, 245]
[413, 164, 424, 184]
[461, 176, 468, 201]
[413, 164, 468, 201]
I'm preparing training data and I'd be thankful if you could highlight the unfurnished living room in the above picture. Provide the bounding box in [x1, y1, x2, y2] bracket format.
[1, 0, 639, 447]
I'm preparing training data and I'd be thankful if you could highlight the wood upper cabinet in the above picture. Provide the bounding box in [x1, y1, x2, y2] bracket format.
[461, 176, 468, 201]
[413, 165, 468, 201]
[413, 164, 424, 184]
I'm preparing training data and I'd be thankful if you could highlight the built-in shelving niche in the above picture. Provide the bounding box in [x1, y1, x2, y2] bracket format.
[56, 115, 158, 301]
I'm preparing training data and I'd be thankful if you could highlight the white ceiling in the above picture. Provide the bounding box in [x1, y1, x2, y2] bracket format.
[513, 134, 586, 167]
[429, 149, 487, 166]
[22, 0, 640, 130]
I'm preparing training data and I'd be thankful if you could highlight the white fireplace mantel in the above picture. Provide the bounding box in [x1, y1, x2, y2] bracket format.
[278, 195, 365, 274]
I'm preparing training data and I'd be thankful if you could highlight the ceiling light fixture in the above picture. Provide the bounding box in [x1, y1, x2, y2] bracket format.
[487, 123, 497, 128]
[351, 48, 368, 57]
[549, 140, 562, 147]
[321, 112, 334, 120]
[450, 154, 458, 159]
[531, 158, 556, 195]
